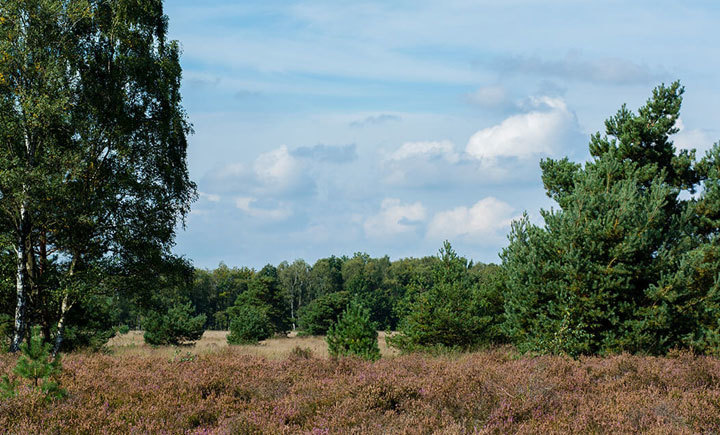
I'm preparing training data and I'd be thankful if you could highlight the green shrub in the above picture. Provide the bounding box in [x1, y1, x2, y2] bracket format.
[227, 304, 273, 344]
[143, 302, 206, 346]
[389, 242, 501, 352]
[1, 326, 65, 401]
[326, 299, 380, 361]
[297, 291, 350, 335]
[116, 324, 130, 335]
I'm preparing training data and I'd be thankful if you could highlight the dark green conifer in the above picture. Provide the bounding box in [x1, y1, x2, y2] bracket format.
[326, 299, 380, 361]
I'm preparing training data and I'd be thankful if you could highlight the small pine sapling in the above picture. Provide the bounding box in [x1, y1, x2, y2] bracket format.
[326, 299, 380, 361]
[1, 326, 66, 401]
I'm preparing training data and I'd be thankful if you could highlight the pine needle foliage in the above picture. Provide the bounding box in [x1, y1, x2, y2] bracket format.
[326, 299, 380, 361]
[227, 304, 273, 345]
[502, 81, 720, 356]
[389, 242, 502, 352]
[143, 302, 206, 346]
[1, 326, 65, 401]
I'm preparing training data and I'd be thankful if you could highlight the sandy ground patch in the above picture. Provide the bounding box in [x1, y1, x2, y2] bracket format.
[107, 330, 399, 359]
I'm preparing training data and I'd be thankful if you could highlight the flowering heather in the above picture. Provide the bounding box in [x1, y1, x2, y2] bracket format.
[1, 347, 719, 433]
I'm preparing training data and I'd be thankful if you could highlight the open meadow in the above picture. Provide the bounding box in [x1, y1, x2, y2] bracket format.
[1, 332, 720, 434]
[107, 330, 400, 359]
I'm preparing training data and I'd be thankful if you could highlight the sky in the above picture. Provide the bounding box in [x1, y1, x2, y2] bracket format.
[165, 0, 720, 269]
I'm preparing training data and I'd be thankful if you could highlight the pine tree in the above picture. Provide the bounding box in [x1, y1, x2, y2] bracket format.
[389, 242, 499, 352]
[227, 304, 273, 345]
[502, 82, 720, 356]
[326, 299, 380, 361]
[143, 302, 206, 346]
[1, 326, 65, 401]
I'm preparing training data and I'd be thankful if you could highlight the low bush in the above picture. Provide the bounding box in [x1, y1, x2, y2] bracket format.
[227, 304, 273, 344]
[1, 348, 720, 432]
[143, 302, 206, 346]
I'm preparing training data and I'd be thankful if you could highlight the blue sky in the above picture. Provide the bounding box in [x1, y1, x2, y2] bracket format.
[165, 0, 720, 269]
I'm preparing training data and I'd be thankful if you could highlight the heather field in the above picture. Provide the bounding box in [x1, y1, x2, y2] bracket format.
[1, 335, 720, 433]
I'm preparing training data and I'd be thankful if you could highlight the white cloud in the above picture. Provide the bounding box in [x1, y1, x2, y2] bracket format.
[364, 198, 427, 239]
[465, 96, 576, 162]
[427, 197, 517, 241]
[465, 85, 509, 107]
[199, 192, 221, 202]
[207, 145, 315, 197]
[673, 118, 717, 154]
[254, 145, 300, 186]
[350, 114, 401, 128]
[387, 140, 459, 163]
[235, 197, 292, 220]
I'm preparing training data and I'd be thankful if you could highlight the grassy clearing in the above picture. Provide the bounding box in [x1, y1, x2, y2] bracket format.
[1, 336, 719, 433]
[107, 330, 399, 359]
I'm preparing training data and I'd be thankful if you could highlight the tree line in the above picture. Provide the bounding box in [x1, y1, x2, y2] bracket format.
[1, 3, 718, 358]
[117, 82, 720, 357]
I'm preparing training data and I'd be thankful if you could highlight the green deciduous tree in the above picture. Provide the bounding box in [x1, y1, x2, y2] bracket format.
[0, 0, 195, 352]
[226, 265, 291, 337]
[278, 259, 310, 330]
[342, 253, 399, 329]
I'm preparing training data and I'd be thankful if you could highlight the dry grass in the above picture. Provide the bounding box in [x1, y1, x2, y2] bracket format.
[107, 330, 399, 359]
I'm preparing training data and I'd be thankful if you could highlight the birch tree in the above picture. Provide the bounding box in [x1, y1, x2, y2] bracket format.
[0, 0, 195, 353]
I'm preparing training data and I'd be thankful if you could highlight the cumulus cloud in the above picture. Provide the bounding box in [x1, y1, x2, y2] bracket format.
[364, 198, 427, 239]
[235, 197, 292, 220]
[205, 145, 316, 197]
[381, 140, 473, 187]
[291, 143, 358, 163]
[350, 114, 401, 127]
[673, 118, 717, 154]
[465, 97, 576, 162]
[254, 146, 298, 184]
[427, 197, 517, 241]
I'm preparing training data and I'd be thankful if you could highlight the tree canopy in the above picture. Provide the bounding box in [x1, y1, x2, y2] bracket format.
[0, 0, 195, 352]
[502, 82, 720, 356]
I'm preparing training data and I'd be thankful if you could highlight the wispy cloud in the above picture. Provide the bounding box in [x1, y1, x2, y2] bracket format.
[486, 51, 660, 85]
[291, 143, 358, 163]
[465, 85, 511, 108]
[235, 197, 293, 221]
[350, 114, 402, 128]
[386, 140, 459, 163]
